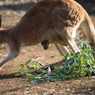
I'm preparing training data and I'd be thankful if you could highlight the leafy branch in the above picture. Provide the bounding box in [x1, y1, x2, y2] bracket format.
[15, 40, 95, 82]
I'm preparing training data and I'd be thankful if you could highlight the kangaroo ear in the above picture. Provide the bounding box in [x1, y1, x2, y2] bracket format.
[0, 14, 2, 28]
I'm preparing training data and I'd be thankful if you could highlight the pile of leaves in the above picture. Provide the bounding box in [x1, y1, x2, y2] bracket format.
[15, 40, 95, 82]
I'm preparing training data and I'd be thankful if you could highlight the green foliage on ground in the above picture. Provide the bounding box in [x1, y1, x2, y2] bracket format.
[15, 40, 95, 82]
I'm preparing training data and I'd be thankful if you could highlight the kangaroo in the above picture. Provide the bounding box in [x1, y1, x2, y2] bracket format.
[0, 0, 95, 67]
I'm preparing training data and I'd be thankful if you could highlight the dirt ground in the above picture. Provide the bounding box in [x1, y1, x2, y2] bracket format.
[0, 0, 95, 95]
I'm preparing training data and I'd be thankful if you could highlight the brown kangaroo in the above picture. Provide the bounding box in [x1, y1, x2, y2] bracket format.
[0, 0, 95, 67]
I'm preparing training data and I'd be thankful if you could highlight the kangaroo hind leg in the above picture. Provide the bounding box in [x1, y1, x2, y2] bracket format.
[54, 27, 80, 53]
[79, 18, 95, 46]
[55, 44, 70, 55]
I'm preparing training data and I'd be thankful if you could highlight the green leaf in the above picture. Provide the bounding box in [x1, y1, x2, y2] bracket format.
[25, 60, 31, 65]
[14, 73, 21, 77]
[74, 60, 79, 66]
[26, 74, 34, 78]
